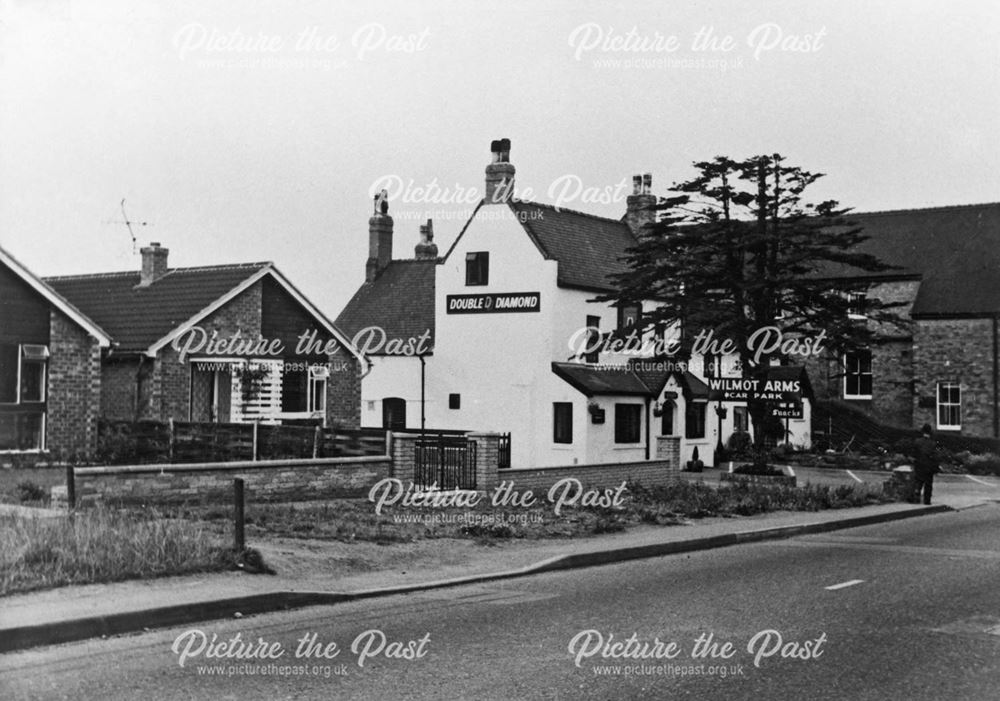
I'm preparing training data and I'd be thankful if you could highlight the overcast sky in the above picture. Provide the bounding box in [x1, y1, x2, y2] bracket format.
[2, 0, 997, 319]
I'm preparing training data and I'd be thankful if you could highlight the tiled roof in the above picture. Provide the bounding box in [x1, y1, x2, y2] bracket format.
[827, 203, 1000, 317]
[45, 263, 270, 353]
[627, 357, 676, 396]
[508, 201, 637, 292]
[335, 260, 436, 354]
[551, 362, 652, 397]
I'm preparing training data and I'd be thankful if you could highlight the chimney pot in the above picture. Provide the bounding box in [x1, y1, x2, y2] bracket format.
[415, 218, 438, 259]
[625, 173, 656, 236]
[485, 138, 515, 203]
[366, 192, 394, 282]
[139, 242, 169, 286]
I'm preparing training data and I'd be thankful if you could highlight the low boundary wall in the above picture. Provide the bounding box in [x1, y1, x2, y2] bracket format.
[498, 459, 680, 494]
[73, 456, 391, 505]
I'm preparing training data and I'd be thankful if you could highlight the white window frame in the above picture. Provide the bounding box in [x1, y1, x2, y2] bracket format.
[936, 382, 961, 431]
[307, 365, 329, 415]
[847, 292, 867, 320]
[843, 350, 873, 400]
[0, 344, 48, 452]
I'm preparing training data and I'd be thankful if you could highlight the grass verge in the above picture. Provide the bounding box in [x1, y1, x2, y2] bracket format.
[178, 480, 895, 545]
[0, 468, 64, 505]
[0, 507, 232, 596]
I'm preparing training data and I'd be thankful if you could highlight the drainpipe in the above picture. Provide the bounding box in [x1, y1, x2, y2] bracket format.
[993, 315, 999, 438]
[644, 396, 651, 460]
[419, 354, 426, 438]
[133, 355, 147, 422]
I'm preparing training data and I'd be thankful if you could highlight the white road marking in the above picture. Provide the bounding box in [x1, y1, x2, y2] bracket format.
[825, 579, 865, 591]
[846, 470, 863, 483]
[786, 466, 795, 477]
[965, 475, 995, 487]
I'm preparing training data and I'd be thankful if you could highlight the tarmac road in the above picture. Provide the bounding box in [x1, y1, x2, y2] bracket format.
[3, 504, 999, 700]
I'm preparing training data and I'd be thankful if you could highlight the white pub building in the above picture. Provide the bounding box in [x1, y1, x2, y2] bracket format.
[337, 140, 811, 469]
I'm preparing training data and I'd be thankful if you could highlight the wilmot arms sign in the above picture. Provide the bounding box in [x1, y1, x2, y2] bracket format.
[708, 377, 803, 403]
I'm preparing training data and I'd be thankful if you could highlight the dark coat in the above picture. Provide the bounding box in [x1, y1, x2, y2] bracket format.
[913, 436, 940, 478]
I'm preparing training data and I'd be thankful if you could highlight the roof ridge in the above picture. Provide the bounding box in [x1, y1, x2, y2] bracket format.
[510, 198, 633, 228]
[44, 261, 271, 281]
[44, 270, 139, 280]
[854, 202, 1000, 217]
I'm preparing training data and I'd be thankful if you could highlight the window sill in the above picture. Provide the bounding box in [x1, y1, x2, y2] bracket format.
[843, 395, 873, 401]
[936, 425, 961, 432]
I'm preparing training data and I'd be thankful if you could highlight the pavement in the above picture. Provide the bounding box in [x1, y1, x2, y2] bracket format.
[1, 470, 997, 655]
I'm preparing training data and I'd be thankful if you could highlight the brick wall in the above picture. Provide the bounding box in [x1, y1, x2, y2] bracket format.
[913, 317, 998, 437]
[73, 456, 392, 505]
[144, 281, 361, 427]
[155, 346, 191, 422]
[47, 310, 102, 458]
[390, 432, 680, 494]
[100, 358, 141, 420]
[497, 459, 680, 495]
[327, 351, 361, 428]
[154, 281, 264, 422]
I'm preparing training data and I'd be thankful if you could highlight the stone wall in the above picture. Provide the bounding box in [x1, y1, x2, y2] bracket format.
[73, 455, 391, 505]
[913, 317, 998, 436]
[47, 310, 102, 458]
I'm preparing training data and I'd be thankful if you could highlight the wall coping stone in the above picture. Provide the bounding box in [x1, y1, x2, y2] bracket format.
[75, 454, 390, 476]
[501, 459, 671, 474]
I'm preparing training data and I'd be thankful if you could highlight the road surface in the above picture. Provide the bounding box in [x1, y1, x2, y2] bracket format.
[3, 504, 999, 700]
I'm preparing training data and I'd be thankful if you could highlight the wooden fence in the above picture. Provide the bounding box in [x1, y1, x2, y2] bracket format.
[96, 419, 388, 465]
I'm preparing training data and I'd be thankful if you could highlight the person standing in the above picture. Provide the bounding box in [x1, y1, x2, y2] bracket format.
[912, 424, 940, 505]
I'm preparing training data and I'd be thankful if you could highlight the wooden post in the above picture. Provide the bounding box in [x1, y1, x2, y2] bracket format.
[66, 463, 75, 510]
[168, 418, 175, 463]
[252, 421, 259, 461]
[312, 425, 321, 459]
[233, 478, 245, 552]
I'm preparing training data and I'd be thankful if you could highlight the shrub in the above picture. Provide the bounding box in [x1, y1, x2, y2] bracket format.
[726, 431, 753, 457]
[592, 515, 627, 534]
[96, 422, 139, 465]
[16, 480, 46, 503]
[963, 452, 1000, 476]
[460, 522, 516, 539]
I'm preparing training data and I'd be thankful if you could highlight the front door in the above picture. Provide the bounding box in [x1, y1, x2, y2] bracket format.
[382, 397, 406, 430]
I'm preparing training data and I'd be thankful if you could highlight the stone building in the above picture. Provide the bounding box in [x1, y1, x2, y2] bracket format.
[806, 203, 1000, 438]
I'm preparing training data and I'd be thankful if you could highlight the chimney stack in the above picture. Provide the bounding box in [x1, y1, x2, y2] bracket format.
[625, 172, 656, 236]
[415, 219, 438, 259]
[139, 242, 169, 286]
[484, 138, 515, 204]
[366, 189, 394, 282]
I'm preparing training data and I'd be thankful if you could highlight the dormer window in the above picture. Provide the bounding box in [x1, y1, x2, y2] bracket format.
[465, 252, 489, 286]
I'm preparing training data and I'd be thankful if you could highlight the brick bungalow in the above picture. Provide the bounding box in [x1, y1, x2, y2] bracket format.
[806, 203, 1000, 437]
[42, 243, 365, 444]
[0, 246, 112, 457]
